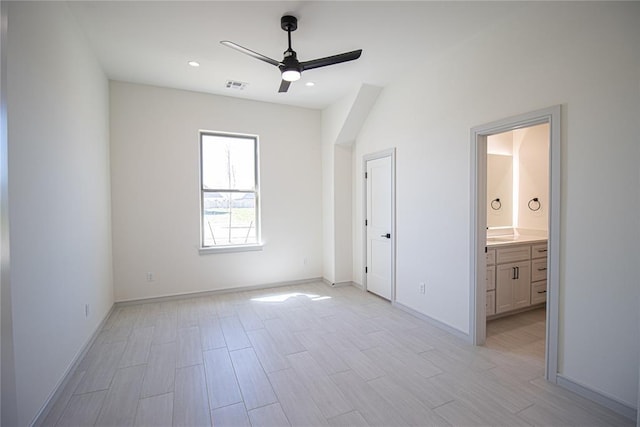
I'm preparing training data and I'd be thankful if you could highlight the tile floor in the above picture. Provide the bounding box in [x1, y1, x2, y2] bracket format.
[42, 282, 632, 426]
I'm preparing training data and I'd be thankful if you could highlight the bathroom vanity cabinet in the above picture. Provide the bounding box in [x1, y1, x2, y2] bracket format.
[486, 239, 547, 317]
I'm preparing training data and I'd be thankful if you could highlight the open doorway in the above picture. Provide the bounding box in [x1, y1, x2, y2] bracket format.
[485, 124, 549, 362]
[470, 106, 561, 382]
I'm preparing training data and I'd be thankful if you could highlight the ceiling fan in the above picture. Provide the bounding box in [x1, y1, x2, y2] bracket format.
[221, 15, 362, 93]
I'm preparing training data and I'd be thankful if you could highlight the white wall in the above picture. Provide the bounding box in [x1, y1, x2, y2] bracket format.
[352, 2, 639, 408]
[334, 144, 353, 283]
[7, 2, 113, 425]
[321, 87, 360, 284]
[110, 82, 322, 301]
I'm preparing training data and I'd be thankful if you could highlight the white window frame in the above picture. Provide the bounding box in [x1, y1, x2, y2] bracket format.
[198, 130, 262, 254]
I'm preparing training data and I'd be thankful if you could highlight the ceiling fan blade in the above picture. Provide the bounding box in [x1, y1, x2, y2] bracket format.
[301, 49, 362, 71]
[278, 80, 291, 93]
[220, 41, 281, 67]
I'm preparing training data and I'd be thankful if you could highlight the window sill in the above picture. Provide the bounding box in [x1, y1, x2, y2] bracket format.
[199, 243, 264, 255]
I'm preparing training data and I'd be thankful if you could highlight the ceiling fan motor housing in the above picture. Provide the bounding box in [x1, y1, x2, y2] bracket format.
[281, 15, 298, 32]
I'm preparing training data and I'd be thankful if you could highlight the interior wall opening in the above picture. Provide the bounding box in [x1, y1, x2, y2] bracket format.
[484, 123, 550, 363]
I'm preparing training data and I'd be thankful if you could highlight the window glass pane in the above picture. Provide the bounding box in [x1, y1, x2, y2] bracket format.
[202, 134, 255, 190]
[203, 192, 257, 246]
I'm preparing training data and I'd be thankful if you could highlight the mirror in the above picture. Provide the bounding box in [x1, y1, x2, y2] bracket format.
[487, 153, 513, 228]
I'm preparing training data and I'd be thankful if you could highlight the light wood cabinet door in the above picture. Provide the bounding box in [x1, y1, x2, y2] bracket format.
[496, 263, 516, 313]
[496, 261, 531, 313]
[513, 262, 531, 309]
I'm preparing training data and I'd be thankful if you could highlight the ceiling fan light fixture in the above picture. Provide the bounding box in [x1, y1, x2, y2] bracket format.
[221, 15, 362, 93]
[282, 68, 301, 82]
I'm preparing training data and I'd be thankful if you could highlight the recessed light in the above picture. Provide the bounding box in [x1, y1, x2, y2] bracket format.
[305, 82, 315, 87]
[188, 61, 200, 67]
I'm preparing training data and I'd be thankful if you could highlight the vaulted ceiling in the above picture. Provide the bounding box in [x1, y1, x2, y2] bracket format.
[68, 1, 524, 109]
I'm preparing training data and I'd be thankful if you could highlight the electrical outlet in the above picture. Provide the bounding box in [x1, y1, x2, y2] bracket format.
[419, 282, 426, 295]
[146, 272, 154, 282]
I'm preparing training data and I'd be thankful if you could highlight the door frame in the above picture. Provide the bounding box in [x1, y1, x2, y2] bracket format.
[362, 148, 396, 302]
[470, 105, 561, 382]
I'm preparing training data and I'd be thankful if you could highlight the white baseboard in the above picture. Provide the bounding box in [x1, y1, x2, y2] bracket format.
[115, 277, 324, 306]
[556, 374, 637, 421]
[321, 278, 361, 289]
[393, 301, 470, 342]
[32, 304, 116, 427]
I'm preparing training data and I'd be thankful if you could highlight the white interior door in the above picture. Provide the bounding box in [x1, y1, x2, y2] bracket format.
[366, 156, 392, 300]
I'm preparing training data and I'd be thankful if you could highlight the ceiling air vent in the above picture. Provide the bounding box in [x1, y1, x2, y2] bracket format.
[225, 80, 248, 90]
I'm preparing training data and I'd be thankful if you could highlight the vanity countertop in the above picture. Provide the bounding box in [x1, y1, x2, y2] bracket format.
[486, 235, 548, 247]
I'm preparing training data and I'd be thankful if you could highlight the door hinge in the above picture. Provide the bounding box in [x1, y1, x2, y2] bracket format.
[485, 246, 487, 253]
[365, 267, 368, 273]
[365, 219, 368, 226]
[365, 172, 368, 179]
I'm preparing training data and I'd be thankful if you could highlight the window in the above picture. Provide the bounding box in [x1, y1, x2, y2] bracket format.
[200, 131, 260, 250]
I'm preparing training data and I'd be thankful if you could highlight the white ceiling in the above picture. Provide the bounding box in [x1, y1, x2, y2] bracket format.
[67, 1, 525, 110]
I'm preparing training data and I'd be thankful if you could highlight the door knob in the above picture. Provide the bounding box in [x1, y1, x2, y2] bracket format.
[380, 233, 391, 239]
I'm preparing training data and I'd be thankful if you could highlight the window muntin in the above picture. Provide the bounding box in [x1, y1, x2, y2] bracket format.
[200, 132, 259, 248]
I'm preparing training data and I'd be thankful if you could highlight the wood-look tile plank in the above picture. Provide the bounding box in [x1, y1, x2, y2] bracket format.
[229, 347, 277, 410]
[151, 311, 177, 345]
[263, 318, 306, 355]
[421, 347, 496, 373]
[211, 295, 237, 318]
[134, 392, 173, 427]
[40, 370, 85, 427]
[330, 370, 405, 426]
[173, 364, 211, 427]
[56, 390, 107, 427]
[199, 316, 226, 350]
[294, 331, 350, 375]
[246, 328, 290, 373]
[434, 398, 532, 427]
[526, 377, 633, 426]
[235, 304, 264, 331]
[95, 365, 145, 426]
[247, 403, 291, 427]
[176, 326, 203, 367]
[322, 333, 384, 381]
[219, 316, 251, 351]
[286, 351, 353, 419]
[75, 340, 127, 394]
[119, 326, 154, 368]
[203, 348, 243, 409]
[277, 307, 322, 332]
[211, 403, 250, 427]
[177, 299, 200, 329]
[367, 375, 450, 426]
[195, 297, 217, 321]
[133, 303, 162, 329]
[140, 342, 177, 398]
[326, 410, 369, 427]
[49, 284, 628, 427]
[359, 347, 455, 410]
[366, 332, 442, 378]
[268, 368, 329, 426]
